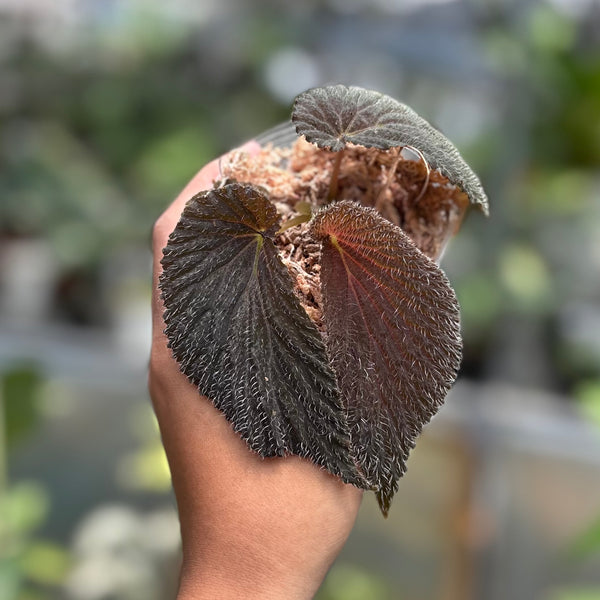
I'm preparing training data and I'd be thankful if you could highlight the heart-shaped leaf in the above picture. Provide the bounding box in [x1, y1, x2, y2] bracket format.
[310, 201, 463, 514]
[292, 84, 488, 215]
[160, 182, 365, 486]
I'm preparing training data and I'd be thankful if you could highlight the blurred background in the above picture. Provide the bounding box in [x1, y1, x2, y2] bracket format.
[1, 0, 599, 598]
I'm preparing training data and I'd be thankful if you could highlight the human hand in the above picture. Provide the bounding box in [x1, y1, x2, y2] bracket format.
[149, 142, 363, 600]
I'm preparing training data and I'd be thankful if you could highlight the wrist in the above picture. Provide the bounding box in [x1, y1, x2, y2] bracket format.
[173, 499, 344, 600]
[176, 555, 322, 600]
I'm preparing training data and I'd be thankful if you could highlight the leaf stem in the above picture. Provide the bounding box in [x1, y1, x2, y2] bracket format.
[375, 148, 402, 213]
[409, 146, 431, 205]
[327, 150, 344, 202]
[277, 213, 312, 235]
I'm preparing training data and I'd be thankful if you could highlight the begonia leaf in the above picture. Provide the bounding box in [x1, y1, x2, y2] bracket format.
[311, 200, 463, 514]
[292, 84, 488, 215]
[160, 182, 364, 486]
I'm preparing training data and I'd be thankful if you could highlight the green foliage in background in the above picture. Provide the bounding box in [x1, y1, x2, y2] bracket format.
[548, 588, 600, 600]
[0, 481, 70, 600]
[0, 365, 70, 600]
[0, 12, 287, 277]
[1, 365, 42, 448]
[317, 563, 393, 600]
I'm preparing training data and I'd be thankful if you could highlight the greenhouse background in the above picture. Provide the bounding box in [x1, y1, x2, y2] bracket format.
[1, 0, 600, 598]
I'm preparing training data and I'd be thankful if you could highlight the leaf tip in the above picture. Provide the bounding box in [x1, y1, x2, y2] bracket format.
[376, 491, 392, 518]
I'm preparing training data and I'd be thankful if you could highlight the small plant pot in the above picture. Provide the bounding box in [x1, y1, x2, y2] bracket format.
[159, 85, 488, 515]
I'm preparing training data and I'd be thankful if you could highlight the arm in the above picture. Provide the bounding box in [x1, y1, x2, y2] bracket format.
[149, 142, 363, 600]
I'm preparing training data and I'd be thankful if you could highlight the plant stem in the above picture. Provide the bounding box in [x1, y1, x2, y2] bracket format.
[375, 149, 402, 213]
[276, 212, 312, 235]
[406, 145, 430, 205]
[327, 150, 344, 202]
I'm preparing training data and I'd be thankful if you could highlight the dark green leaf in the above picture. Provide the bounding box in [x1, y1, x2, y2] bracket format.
[292, 84, 489, 215]
[159, 182, 364, 486]
[311, 201, 463, 514]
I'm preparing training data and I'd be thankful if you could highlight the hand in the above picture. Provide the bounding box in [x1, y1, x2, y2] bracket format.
[149, 142, 363, 600]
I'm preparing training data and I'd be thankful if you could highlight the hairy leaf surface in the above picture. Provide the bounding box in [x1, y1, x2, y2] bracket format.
[292, 84, 488, 215]
[160, 182, 364, 486]
[311, 201, 463, 514]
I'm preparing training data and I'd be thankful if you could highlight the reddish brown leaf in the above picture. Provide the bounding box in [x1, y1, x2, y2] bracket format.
[311, 201, 462, 514]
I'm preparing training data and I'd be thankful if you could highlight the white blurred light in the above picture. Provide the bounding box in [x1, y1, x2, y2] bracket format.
[0, 239, 58, 325]
[263, 48, 322, 104]
[67, 553, 154, 600]
[547, 0, 600, 19]
[67, 504, 180, 599]
[72, 505, 140, 555]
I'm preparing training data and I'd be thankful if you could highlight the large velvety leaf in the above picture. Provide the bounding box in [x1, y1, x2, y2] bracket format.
[160, 182, 364, 486]
[310, 201, 463, 514]
[292, 84, 489, 215]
